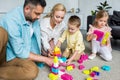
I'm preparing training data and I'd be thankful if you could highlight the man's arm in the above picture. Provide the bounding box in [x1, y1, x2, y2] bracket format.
[28, 52, 53, 66]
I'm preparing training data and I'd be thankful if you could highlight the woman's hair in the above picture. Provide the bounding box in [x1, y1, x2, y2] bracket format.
[93, 10, 109, 27]
[68, 15, 81, 28]
[24, 0, 46, 8]
[44, 3, 66, 18]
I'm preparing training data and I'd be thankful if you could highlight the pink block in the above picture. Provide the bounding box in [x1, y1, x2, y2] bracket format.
[90, 72, 96, 77]
[77, 59, 83, 64]
[61, 73, 73, 80]
[93, 30, 104, 41]
[78, 65, 85, 70]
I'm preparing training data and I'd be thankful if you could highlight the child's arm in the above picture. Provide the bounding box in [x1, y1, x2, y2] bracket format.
[87, 34, 97, 41]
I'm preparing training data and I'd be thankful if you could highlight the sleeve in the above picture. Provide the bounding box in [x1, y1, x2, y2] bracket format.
[107, 26, 112, 38]
[40, 19, 50, 51]
[75, 32, 85, 53]
[58, 30, 67, 43]
[4, 18, 30, 58]
[87, 24, 94, 35]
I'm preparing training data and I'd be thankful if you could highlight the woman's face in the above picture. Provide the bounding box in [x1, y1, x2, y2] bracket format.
[52, 11, 66, 25]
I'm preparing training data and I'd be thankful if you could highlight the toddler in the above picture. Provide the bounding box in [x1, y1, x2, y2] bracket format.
[87, 10, 112, 61]
[56, 15, 85, 65]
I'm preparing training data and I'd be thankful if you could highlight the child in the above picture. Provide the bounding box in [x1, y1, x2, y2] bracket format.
[56, 15, 85, 65]
[87, 10, 112, 61]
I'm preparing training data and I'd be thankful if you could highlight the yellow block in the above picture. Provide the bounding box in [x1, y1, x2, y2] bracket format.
[48, 73, 58, 80]
[54, 56, 59, 63]
[67, 66, 73, 71]
[102, 32, 110, 45]
[54, 46, 60, 52]
[83, 70, 90, 75]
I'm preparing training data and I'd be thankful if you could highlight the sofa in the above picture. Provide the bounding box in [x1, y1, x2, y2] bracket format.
[87, 10, 120, 40]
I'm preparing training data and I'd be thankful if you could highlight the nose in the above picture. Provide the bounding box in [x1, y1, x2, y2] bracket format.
[58, 18, 63, 22]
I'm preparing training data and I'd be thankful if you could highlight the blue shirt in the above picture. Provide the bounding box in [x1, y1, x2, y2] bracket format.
[0, 6, 41, 61]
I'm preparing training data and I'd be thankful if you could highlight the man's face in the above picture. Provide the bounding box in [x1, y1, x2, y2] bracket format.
[24, 5, 44, 22]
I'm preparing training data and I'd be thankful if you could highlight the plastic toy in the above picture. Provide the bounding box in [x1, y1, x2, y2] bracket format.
[86, 77, 92, 80]
[61, 73, 73, 80]
[90, 66, 99, 72]
[48, 73, 58, 80]
[78, 64, 85, 70]
[66, 64, 75, 71]
[101, 32, 110, 45]
[101, 65, 111, 71]
[36, 62, 45, 68]
[53, 46, 61, 57]
[77, 54, 88, 64]
[93, 30, 104, 41]
[83, 70, 90, 75]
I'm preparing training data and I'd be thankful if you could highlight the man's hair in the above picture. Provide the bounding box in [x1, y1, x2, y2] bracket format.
[68, 15, 81, 28]
[24, 0, 46, 8]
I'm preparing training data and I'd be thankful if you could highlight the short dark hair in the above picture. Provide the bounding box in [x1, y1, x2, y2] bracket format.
[24, 0, 46, 8]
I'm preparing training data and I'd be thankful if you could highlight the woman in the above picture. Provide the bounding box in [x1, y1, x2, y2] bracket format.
[40, 3, 66, 57]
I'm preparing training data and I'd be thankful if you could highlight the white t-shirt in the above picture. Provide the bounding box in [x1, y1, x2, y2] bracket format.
[40, 17, 66, 51]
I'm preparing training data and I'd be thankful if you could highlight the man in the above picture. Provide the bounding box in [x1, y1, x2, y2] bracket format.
[0, 0, 53, 80]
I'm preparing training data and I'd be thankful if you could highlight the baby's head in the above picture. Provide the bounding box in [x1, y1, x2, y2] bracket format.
[68, 15, 81, 34]
[93, 10, 109, 28]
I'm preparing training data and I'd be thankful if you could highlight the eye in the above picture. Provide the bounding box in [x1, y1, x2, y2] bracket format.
[55, 16, 64, 19]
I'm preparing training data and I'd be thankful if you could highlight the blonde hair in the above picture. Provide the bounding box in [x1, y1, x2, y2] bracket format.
[68, 15, 81, 28]
[44, 3, 66, 18]
[93, 10, 109, 27]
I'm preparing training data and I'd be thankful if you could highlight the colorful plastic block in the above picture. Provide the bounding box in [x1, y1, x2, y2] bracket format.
[90, 66, 99, 72]
[101, 65, 111, 71]
[48, 73, 58, 80]
[66, 66, 73, 71]
[93, 30, 104, 41]
[61, 73, 73, 80]
[78, 65, 85, 70]
[83, 70, 90, 75]
[102, 32, 110, 45]
[86, 77, 92, 80]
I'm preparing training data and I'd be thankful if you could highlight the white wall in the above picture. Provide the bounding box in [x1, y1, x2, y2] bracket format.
[0, 0, 120, 30]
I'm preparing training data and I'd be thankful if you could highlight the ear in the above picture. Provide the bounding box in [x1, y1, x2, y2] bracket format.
[24, 5, 30, 12]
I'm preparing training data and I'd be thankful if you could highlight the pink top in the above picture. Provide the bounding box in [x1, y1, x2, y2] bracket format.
[87, 24, 112, 51]
[87, 25, 112, 35]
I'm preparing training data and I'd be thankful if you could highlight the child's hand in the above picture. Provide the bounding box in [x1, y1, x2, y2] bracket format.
[89, 34, 97, 40]
[66, 59, 72, 65]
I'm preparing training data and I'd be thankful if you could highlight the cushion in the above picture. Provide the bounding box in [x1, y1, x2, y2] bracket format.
[110, 10, 120, 26]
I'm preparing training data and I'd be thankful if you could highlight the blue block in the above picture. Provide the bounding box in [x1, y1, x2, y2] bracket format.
[61, 57, 67, 62]
[36, 62, 45, 68]
[51, 67, 59, 74]
[101, 65, 111, 71]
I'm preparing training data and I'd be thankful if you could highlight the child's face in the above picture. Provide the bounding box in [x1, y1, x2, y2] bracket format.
[96, 16, 108, 28]
[68, 23, 79, 34]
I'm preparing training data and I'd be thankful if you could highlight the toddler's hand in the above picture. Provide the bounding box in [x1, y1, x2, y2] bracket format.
[66, 59, 72, 65]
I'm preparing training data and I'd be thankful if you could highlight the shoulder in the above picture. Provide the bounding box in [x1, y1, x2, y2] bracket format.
[40, 18, 50, 29]
[103, 26, 112, 32]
